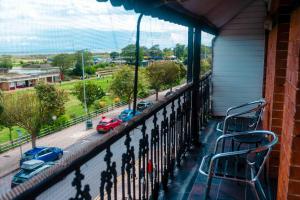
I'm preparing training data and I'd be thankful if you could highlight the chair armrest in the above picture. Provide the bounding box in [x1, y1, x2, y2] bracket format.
[199, 155, 211, 176]
[200, 150, 251, 177]
[225, 99, 266, 116]
[222, 105, 264, 134]
[213, 130, 273, 154]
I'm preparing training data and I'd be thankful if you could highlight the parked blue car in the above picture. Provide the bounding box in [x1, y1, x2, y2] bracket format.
[20, 147, 63, 165]
[118, 109, 141, 122]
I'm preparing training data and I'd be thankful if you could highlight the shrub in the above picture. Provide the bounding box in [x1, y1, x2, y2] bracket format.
[94, 62, 109, 69]
[98, 101, 106, 108]
[113, 97, 120, 103]
[138, 89, 150, 98]
[69, 113, 77, 119]
[53, 115, 70, 128]
[93, 100, 106, 110]
[85, 66, 96, 75]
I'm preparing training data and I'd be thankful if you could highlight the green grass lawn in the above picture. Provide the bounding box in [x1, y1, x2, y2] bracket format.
[0, 127, 29, 144]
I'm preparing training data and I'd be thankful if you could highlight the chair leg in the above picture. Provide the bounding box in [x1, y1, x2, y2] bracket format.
[255, 179, 267, 200]
[251, 182, 260, 200]
[204, 174, 213, 200]
[231, 139, 235, 151]
[265, 159, 271, 200]
[237, 142, 242, 151]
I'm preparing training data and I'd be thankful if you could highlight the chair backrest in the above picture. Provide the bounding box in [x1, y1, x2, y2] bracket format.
[213, 130, 278, 181]
[222, 99, 267, 134]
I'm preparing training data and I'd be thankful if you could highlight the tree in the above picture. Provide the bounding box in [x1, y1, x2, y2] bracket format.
[0, 84, 68, 148]
[141, 46, 149, 57]
[146, 62, 166, 101]
[146, 61, 182, 100]
[84, 66, 96, 75]
[149, 44, 163, 59]
[110, 52, 120, 60]
[0, 91, 14, 144]
[0, 90, 3, 115]
[72, 81, 105, 111]
[163, 62, 181, 91]
[163, 48, 173, 58]
[1, 93, 43, 148]
[201, 45, 212, 59]
[0, 56, 13, 69]
[177, 62, 187, 80]
[173, 44, 186, 60]
[201, 57, 212, 74]
[51, 54, 75, 80]
[121, 44, 144, 64]
[35, 83, 68, 123]
[110, 66, 145, 108]
[72, 51, 93, 76]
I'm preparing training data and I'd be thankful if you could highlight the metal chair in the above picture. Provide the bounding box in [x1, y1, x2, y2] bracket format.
[217, 99, 267, 150]
[199, 130, 278, 200]
[216, 99, 267, 133]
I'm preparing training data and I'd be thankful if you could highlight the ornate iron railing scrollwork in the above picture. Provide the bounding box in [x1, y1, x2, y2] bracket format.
[70, 168, 92, 200]
[100, 147, 117, 200]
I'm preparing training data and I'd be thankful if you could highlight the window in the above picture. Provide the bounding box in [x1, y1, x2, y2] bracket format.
[38, 149, 51, 156]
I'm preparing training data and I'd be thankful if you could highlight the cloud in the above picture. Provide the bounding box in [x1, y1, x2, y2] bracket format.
[0, 0, 213, 54]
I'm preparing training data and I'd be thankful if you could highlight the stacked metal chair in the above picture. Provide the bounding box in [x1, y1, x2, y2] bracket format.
[199, 99, 278, 200]
[199, 131, 278, 199]
[217, 99, 267, 151]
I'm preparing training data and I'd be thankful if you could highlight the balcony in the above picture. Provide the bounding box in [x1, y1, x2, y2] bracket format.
[1, 0, 300, 200]
[0, 73, 277, 200]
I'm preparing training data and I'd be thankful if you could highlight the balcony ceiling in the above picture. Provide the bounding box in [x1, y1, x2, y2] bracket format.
[103, 0, 263, 35]
[176, 0, 255, 28]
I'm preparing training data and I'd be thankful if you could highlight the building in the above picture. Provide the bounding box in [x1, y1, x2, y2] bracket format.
[0, 66, 61, 91]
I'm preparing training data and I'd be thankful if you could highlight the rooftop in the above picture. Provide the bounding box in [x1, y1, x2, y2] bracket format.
[0, 67, 60, 82]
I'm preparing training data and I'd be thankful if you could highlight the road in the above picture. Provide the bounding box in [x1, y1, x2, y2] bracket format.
[0, 85, 183, 197]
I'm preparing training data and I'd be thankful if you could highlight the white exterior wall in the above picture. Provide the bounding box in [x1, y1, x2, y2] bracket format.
[212, 0, 266, 116]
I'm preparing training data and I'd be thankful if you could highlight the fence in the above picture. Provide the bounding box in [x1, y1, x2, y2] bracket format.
[0, 101, 128, 153]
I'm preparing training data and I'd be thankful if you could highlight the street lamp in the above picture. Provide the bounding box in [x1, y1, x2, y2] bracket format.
[16, 129, 23, 159]
[133, 14, 143, 115]
[81, 50, 93, 130]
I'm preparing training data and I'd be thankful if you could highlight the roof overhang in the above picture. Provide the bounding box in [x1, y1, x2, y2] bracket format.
[97, 0, 219, 35]
[97, 0, 300, 35]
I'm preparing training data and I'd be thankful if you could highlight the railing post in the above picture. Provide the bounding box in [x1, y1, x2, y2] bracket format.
[192, 28, 201, 145]
[187, 27, 194, 83]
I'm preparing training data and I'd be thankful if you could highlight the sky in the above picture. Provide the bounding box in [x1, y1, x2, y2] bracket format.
[0, 0, 214, 55]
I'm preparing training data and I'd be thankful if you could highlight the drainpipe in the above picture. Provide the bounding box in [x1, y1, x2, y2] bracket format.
[133, 14, 143, 115]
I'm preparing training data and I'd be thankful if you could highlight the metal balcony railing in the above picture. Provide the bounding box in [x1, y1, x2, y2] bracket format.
[1, 72, 211, 200]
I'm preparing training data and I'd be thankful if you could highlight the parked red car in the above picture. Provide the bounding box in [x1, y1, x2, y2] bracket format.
[96, 117, 122, 133]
